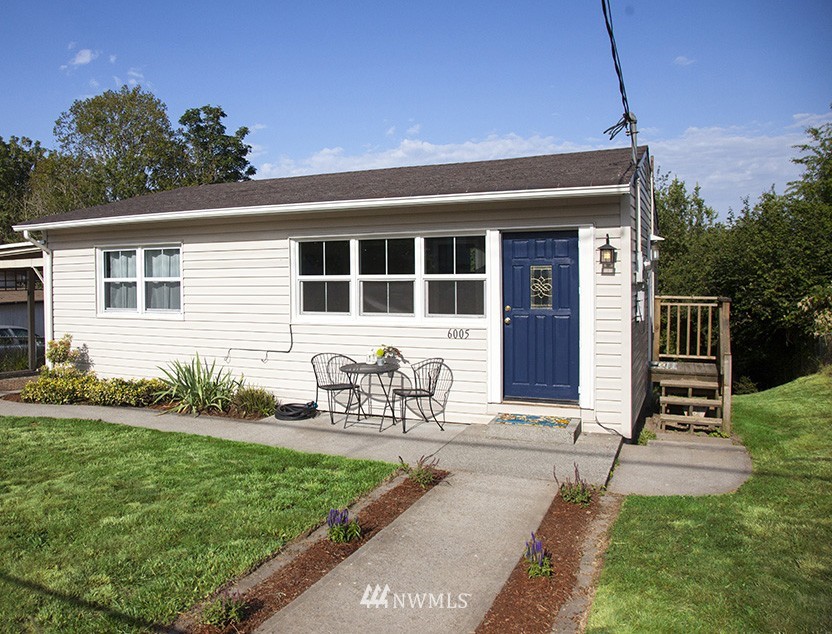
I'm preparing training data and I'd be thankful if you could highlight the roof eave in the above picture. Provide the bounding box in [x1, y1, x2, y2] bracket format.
[14, 183, 631, 232]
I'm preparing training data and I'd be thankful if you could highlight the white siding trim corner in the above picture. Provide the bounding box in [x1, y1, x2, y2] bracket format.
[578, 225, 595, 410]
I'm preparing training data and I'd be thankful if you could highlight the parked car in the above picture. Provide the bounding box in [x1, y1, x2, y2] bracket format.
[0, 326, 45, 370]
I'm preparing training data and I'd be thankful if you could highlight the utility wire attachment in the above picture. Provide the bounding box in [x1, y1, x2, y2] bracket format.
[601, 0, 638, 164]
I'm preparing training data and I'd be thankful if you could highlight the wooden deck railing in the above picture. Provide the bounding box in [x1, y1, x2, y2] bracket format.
[653, 295, 733, 433]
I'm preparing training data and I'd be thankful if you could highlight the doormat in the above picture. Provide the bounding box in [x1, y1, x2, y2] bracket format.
[495, 413, 570, 428]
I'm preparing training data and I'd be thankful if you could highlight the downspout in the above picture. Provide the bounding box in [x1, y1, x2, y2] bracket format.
[22, 229, 53, 346]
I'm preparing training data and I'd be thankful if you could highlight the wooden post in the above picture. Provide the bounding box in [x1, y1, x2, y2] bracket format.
[719, 299, 732, 435]
[27, 268, 37, 371]
[652, 296, 662, 361]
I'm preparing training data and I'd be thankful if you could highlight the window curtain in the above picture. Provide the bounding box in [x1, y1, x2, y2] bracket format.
[105, 282, 137, 309]
[145, 249, 180, 277]
[105, 251, 136, 278]
[145, 282, 181, 310]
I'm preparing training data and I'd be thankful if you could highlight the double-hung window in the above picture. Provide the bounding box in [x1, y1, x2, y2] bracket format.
[424, 236, 486, 316]
[359, 238, 415, 314]
[100, 246, 181, 314]
[298, 240, 350, 313]
[103, 249, 138, 310]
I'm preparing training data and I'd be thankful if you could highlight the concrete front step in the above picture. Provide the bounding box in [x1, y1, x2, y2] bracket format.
[485, 415, 581, 444]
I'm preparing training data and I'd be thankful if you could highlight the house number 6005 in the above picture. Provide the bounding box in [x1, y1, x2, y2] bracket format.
[447, 329, 470, 339]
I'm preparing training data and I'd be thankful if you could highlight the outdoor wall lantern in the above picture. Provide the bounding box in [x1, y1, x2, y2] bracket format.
[599, 234, 617, 274]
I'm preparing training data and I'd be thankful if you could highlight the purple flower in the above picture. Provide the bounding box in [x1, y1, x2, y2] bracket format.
[327, 508, 350, 528]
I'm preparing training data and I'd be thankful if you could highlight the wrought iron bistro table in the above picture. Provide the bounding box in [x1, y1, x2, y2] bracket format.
[340, 360, 401, 432]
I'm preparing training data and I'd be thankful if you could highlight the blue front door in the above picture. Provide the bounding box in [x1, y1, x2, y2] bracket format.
[502, 231, 579, 401]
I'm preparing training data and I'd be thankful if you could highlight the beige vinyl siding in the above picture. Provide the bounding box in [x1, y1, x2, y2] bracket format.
[49, 196, 631, 426]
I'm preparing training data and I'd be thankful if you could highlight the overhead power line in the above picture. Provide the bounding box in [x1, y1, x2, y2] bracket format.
[601, 0, 638, 164]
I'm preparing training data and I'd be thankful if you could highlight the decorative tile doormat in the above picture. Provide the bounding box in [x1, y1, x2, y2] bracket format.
[494, 413, 570, 428]
[488, 414, 581, 444]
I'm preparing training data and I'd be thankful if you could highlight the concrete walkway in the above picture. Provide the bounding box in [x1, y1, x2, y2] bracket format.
[0, 399, 620, 633]
[607, 435, 753, 496]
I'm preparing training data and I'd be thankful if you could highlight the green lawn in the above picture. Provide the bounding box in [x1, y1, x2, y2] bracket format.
[0, 416, 397, 633]
[588, 374, 832, 633]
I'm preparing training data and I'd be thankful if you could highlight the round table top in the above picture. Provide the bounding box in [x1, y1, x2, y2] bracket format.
[341, 360, 401, 374]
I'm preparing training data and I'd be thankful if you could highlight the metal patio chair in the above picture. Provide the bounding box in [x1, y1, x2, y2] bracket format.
[310, 353, 363, 425]
[393, 358, 452, 433]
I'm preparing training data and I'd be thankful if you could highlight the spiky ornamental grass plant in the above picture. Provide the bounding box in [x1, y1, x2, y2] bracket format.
[554, 463, 594, 507]
[524, 532, 553, 578]
[326, 508, 361, 543]
[155, 352, 241, 415]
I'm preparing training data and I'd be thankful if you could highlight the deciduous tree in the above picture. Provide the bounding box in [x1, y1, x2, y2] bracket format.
[178, 105, 256, 185]
[53, 85, 181, 202]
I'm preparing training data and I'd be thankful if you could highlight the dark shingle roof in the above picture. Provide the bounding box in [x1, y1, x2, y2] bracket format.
[20, 146, 645, 228]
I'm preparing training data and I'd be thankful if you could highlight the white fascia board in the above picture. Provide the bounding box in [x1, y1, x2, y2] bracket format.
[14, 184, 630, 232]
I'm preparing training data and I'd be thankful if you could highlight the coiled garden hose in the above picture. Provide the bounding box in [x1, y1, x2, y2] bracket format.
[274, 401, 318, 421]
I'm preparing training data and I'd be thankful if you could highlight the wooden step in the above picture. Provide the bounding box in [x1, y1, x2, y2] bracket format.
[660, 395, 722, 407]
[660, 414, 723, 427]
[659, 379, 720, 390]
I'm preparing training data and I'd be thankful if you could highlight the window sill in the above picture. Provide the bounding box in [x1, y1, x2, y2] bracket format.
[96, 311, 185, 321]
[294, 314, 486, 329]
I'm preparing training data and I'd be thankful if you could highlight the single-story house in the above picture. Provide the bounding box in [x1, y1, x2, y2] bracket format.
[15, 146, 657, 438]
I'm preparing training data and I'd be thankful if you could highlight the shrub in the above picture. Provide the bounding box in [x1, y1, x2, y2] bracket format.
[733, 375, 758, 395]
[20, 373, 97, 404]
[155, 353, 241, 415]
[46, 333, 80, 365]
[398, 454, 442, 489]
[326, 508, 361, 543]
[524, 532, 553, 578]
[201, 590, 247, 627]
[0, 349, 29, 372]
[87, 378, 168, 407]
[554, 463, 594, 507]
[232, 386, 276, 418]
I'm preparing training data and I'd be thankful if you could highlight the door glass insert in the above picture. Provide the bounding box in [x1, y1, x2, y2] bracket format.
[530, 265, 553, 309]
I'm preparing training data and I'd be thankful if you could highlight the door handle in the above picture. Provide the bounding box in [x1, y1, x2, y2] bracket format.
[504, 317, 511, 325]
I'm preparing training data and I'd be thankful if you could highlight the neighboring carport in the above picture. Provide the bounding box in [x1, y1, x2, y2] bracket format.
[0, 242, 44, 375]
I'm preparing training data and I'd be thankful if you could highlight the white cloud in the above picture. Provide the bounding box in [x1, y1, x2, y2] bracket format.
[109, 54, 117, 64]
[406, 123, 421, 136]
[254, 112, 828, 219]
[250, 123, 267, 131]
[650, 124, 811, 215]
[126, 68, 144, 87]
[60, 48, 99, 71]
[674, 55, 695, 67]
[789, 111, 832, 129]
[257, 134, 591, 180]
[89, 78, 99, 88]
[67, 41, 76, 51]
[385, 125, 396, 137]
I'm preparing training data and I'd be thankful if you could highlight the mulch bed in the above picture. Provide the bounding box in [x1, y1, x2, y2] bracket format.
[476, 494, 600, 633]
[0, 375, 36, 393]
[186, 472, 446, 634]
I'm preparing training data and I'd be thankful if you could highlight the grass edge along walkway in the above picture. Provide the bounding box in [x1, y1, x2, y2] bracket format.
[587, 373, 832, 633]
[0, 415, 397, 633]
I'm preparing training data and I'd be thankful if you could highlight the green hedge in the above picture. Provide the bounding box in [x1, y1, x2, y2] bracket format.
[20, 370, 166, 408]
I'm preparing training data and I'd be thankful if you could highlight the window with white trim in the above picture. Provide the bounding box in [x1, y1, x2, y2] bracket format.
[103, 249, 138, 310]
[424, 236, 486, 316]
[293, 235, 486, 320]
[359, 238, 415, 314]
[298, 240, 350, 313]
[100, 246, 181, 313]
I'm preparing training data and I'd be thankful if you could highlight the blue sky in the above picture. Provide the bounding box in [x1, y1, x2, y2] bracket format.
[2, 1, 830, 216]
